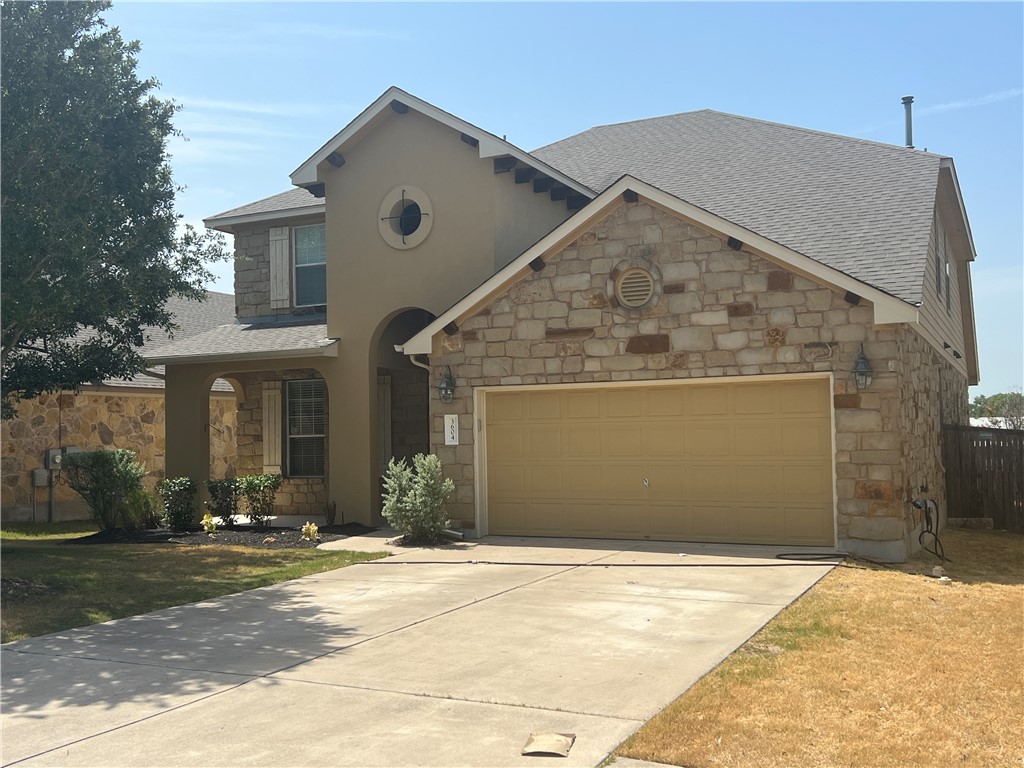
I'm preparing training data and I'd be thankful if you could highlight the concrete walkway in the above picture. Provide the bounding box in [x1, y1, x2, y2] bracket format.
[1, 536, 838, 767]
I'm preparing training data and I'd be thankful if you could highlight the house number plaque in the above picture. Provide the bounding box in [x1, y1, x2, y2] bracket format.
[444, 414, 459, 446]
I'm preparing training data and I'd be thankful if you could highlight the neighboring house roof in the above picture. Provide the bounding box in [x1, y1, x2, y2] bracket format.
[147, 320, 338, 365]
[205, 188, 325, 232]
[401, 176, 918, 356]
[102, 292, 236, 390]
[532, 110, 945, 305]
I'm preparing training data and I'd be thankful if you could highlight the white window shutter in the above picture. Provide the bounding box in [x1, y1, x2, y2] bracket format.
[269, 227, 290, 309]
[262, 381, 282, 473]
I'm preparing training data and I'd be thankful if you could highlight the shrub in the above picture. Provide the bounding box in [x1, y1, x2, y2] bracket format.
[237, 473, 281, 529]
[201, 513, 217, 533]
[125, 488, 161, 529]
[324, 500, 338, 526]
[158, 476, 197, 532]
[381, 453, 454, 544]
[63, 449, 146, 531]
[205, 478, 240, 527]
[301, 521, 320, 542]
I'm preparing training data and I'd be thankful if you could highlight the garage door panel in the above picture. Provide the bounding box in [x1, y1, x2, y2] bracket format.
[782, 465, 832, 502]
[528, 426, 563, 458]
[732, 465, 782, 497]
[561, 465, 600, 496]
[732, 383, 776, 415]
[687, 386, 731, 416]
[488, 393, 523, 422]
[529, 465, 563, 494]
[780, 380, 830, 414]
[566, 425, 603, 457]
[734, 422, 780, 456]
[605, 389, 642, 419]
[686, 424, 732, 456]
[645, 465, 688, 497]
[489, 501, 525, 533]
[488, 426, 525, 460]
[566, 390, 601, 419]
[526, 392, 561, 420]
[784, 506, 833, 542]
[522, 502, 569, 534]
[686, 464, 734, 496]
[646, 388, 685, 417]
[487, 379, 834, 546]
[692, 505, 737, 539]
[489, 464, 526, 495]
[601, 425, 643, 458]
[782, 420, 831, 457]
[601, 464, 644, 498]
[649, 504, 694, 538]
[645, 426, 685, 457]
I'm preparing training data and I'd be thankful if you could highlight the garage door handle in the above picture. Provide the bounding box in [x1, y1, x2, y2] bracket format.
[643, 478, 649, 487]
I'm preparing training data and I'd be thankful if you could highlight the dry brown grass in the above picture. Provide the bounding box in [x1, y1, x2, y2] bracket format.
[617, 528, 1024, 768]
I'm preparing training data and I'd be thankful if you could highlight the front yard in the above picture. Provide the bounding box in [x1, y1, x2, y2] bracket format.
[616, 528, 1023, 767]
[1, 522, 384, 643]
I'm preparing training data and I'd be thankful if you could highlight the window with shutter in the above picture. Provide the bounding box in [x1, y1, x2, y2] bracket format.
[294, 224, 326, 307]
[287, 379, 326, 477]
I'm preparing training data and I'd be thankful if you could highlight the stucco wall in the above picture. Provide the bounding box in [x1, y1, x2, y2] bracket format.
[234, 369, 328, 517]
[1, 390, 237, 521]
[426, 201, 964, 560]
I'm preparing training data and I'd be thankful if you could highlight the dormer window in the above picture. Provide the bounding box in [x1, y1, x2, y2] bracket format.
[294, 224, 326, 306]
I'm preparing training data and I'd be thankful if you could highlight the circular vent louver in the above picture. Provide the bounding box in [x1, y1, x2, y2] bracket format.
[616, 268, 655, 308]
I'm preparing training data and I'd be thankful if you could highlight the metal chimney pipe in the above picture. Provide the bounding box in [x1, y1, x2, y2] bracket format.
[902, 95, 914, 148]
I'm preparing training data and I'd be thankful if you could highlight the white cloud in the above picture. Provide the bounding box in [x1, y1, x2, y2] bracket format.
[167, 96, 336, 117]
[918, 88, 1024, 116]
[850, 88, 1024, 137]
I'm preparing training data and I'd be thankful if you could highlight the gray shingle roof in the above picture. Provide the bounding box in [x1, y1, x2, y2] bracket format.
[102, 292, 236, 390]
[532, 110, 942, 304]
[148, 320, 336, 364]
[206, 188, 323, 225]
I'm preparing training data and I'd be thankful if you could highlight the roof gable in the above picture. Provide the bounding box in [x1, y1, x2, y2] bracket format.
[289, 86, 592, 199]
[402, 176, 918, 356]
[532, 110, 945, 305]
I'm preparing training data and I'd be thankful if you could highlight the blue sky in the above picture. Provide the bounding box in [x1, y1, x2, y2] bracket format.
[105, 1, 1023, 396]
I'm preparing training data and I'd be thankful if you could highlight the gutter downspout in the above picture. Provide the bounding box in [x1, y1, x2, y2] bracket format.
[395, 345, 431, 372]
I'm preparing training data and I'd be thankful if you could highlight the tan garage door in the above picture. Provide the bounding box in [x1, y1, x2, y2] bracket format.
[485, 378, 834, 546]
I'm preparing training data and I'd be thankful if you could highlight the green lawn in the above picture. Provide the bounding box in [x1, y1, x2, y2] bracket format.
[1, 523, 386, 642]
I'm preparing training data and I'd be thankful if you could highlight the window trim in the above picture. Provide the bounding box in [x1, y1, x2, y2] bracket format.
[292, 223, 327, 308]
[285, 378, 326, 478]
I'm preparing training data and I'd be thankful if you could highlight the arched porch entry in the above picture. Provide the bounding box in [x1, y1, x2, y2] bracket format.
[164, 359, 334, 521]
[371, 308, 434, 517]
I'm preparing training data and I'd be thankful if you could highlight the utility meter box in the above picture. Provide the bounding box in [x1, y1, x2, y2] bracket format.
[31, 468, 49, 487]
[63, 446, 83, 458]
[44, 448, 63, 470]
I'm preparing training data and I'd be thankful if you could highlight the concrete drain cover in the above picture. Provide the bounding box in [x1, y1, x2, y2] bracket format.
[522, 732, 576, 757]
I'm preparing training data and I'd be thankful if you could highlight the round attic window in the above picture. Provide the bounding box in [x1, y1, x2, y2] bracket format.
[615, 267, 656, 308]
[378, 186, 433, 249]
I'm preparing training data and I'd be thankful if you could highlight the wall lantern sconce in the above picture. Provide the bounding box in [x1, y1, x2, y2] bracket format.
[438, 365, 456, 404]
[852, 344, 873, 390]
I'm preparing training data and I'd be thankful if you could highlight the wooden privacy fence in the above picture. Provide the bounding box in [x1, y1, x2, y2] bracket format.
[942, 425, 1024, 532]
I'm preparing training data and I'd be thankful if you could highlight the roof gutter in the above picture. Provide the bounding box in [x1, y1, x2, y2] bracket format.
[148, 340, 339, 367]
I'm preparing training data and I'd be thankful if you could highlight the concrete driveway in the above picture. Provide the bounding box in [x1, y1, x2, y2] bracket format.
[1, 535, 837, 767]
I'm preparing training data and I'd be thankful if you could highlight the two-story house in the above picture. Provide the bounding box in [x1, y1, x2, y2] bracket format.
[151, 87, 979, 561]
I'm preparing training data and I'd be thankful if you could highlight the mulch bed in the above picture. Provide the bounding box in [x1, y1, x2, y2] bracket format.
[64, 523, 378, 551]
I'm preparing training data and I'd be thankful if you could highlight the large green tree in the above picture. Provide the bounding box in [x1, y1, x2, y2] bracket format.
[1, 1, 226, 418]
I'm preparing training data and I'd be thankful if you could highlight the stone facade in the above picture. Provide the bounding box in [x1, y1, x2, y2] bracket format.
[428, 202, 968, 560]
[1, 390, 237, 521]
[233, 223, 324, 321]
[233, 369, 328, 517]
